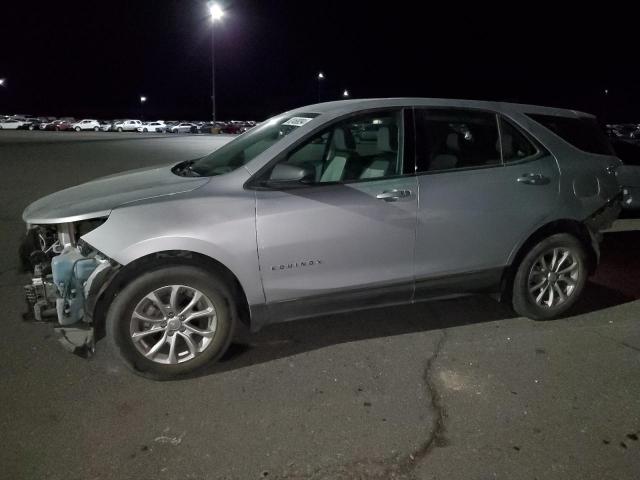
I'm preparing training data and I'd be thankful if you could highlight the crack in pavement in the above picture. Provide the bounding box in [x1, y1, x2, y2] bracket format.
[276, 326, 450, 480]
[405, 330, 448, 468]
[592, 331, 640, 353]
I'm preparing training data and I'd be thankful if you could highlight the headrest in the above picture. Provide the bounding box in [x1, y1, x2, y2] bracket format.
[377, 126, 397, 153]
[446, 133, 461, 152]
[333, 128, 356, 150]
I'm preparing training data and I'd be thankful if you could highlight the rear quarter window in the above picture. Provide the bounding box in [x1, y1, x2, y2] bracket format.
[526, 113, 614, 156]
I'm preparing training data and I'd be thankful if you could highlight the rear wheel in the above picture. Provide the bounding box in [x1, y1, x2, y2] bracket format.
[106, 265, 236, 379]
[94, 126, 99, 131]
[117, 127, 123, 132]
[512, 233, 588, 320]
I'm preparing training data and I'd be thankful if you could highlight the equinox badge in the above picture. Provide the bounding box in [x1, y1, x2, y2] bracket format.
[271, 260, 322, 271]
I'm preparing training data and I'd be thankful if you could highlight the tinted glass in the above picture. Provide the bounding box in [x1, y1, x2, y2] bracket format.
[275, 109, 404, 183]
[527, 113, 614, 155]
[192, 112, 319, 176]
[415, 109, 500, 173]
[499, 117, 538, 162]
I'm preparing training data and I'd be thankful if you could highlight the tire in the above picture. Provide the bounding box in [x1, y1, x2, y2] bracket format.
[512, 233, 588, 320]
[29, 125, 34, 131]
[117, 127, 123, 132]
[94, 126, 99, 131]
[143, 128, 148, 132]
[75, 126, 81, 132]
[106, 265, 236, 380]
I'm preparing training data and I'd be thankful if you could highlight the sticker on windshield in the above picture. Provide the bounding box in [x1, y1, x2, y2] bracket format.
[282, 117, 314, 127]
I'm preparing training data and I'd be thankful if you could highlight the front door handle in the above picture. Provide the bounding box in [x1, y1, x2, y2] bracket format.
[517, 173, 548, 185]
[376, 189, 412, 202]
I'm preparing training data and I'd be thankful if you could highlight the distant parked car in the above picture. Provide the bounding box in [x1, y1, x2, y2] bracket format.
[137, 121, 166, 133]
[610, 138, 640, 210]
[18, 119, 43, 130]
[71, 119, 101, 132]
[99, 121, 113, 132]
[0, 118, 27, 129]
[42, 120, 74, 131]
[613, 124, 639, 139]
[218, 122, 244, 134]
[113, 120, 142, 132]
[168, 122, 196, 133]
[196, 121, 215, 133]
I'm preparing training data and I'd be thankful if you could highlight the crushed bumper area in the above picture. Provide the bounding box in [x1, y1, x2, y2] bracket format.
[586, 192, 623, 234]
[55, 324, 95, 358]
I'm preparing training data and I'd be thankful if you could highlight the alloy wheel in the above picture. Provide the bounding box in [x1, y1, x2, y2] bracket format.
[129, 285, 218, 364]
[527, 247, 579, 308]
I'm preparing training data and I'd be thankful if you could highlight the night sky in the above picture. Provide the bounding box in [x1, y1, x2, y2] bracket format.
[1, 1, 637, 122]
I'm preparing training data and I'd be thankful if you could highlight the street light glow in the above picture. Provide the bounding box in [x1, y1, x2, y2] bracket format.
[0, 78, 5, 86]
[140, 96, 147, 103]
[343, 89, 349, 98]
[209, 2, 224, 21]
[318, 72, 324, 80]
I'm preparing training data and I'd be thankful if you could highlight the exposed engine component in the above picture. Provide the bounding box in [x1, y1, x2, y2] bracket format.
[22, 220, 115, 357]
[23, 263, 58, 322]
[51, 246, 100, 326]
[18, 225, 58, 272]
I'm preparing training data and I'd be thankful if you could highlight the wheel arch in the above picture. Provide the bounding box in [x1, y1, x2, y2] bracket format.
[92, 250, 251, 341]
[500, 219, 598, 302]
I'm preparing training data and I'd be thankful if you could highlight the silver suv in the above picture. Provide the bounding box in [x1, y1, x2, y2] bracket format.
[21, 98, 622, 379]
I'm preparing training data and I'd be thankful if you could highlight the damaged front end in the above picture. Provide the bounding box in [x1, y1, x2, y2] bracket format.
[21, 218, 119, 357]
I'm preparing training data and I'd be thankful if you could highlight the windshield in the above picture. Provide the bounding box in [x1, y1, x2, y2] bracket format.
[191, 112, 319, 176]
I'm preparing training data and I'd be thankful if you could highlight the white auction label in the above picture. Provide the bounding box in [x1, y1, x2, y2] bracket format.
[282, 117, 314, 127]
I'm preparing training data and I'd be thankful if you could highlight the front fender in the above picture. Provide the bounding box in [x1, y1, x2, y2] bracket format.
[81, 191, 265, 306]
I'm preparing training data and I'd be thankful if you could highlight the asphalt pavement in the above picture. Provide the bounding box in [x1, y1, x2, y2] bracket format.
[0, 131, 638, 480]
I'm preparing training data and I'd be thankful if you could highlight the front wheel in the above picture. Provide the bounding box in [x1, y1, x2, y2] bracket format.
[512, 233, 588, 320]
[94, 126, 99, 131]
[117, 127, 123, 132]
[75, 126, 81, 132]
[106, 265, 236, 379]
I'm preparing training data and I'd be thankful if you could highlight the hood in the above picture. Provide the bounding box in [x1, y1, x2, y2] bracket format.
[23, 163, 209, 224]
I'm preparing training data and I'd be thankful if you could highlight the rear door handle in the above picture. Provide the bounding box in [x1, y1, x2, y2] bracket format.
[376, 189, 412, 202]
[517, 173, 548, 185]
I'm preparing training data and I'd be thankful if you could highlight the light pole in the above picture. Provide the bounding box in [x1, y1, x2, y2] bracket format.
[343, 89, 349, 98]
[209, 2, 224, 123]
[317, 72, 324, 102]
[140, 96, 147, 120]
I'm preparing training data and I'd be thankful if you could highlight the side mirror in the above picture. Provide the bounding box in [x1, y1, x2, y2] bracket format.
[264, 163, 315, 188]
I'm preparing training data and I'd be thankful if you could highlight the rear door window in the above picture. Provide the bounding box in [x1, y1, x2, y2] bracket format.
[499, 117, 539, 163]
[414, 108, 501, 173]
